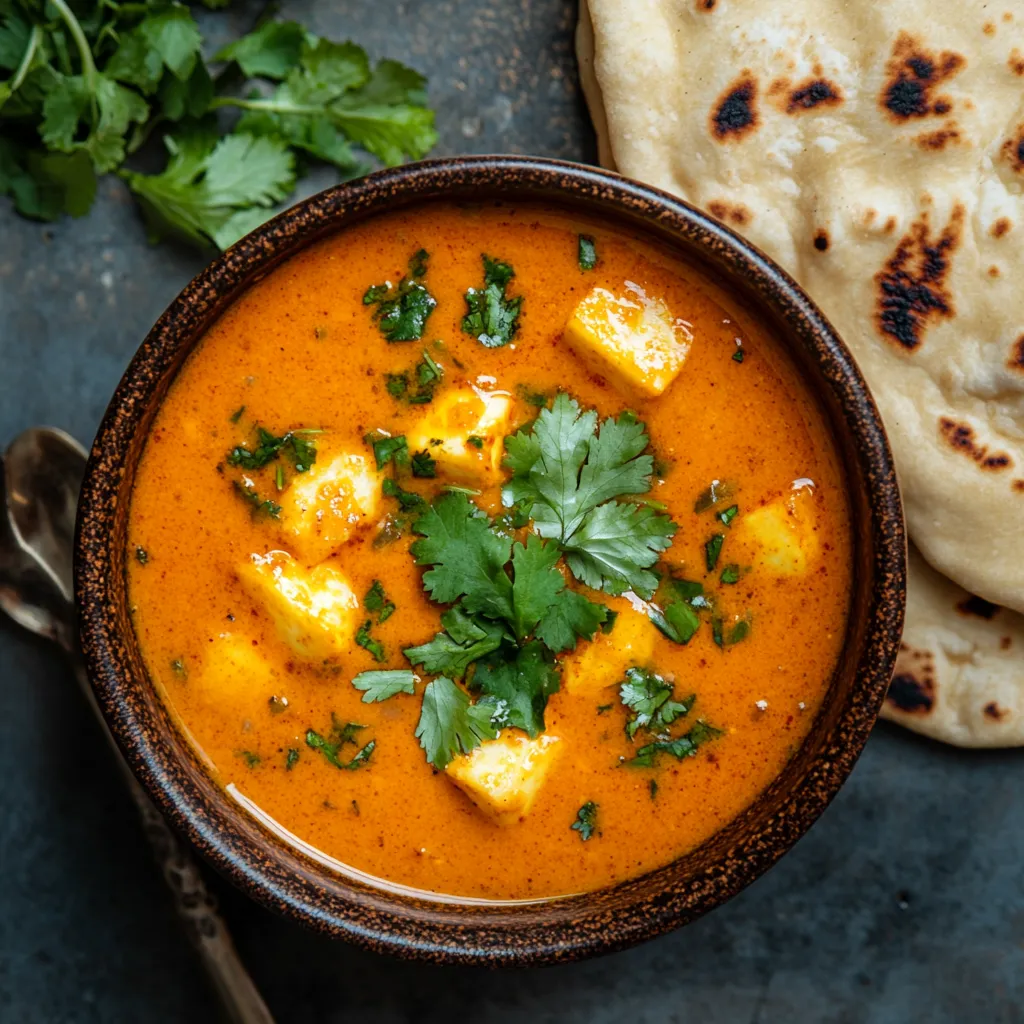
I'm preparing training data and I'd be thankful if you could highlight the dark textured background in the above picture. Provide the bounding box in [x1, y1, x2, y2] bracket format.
[2, 3, 1022, 1021]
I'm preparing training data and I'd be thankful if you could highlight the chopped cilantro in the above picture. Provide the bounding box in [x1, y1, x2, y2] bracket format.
[694, 480, 733, 514]
[237, 750, 261, 768]
[649, 779, 658, 800]
[228, 425, 319, 473]
[415, 676, 499, 770]
[619, 667, 694, 739]
[355, 620, 385, 662]
[503, 394, 676, 598]
[285, 748, 300, 770]
[705, 533, 725, 572]
[601, 610, 619, 634]
[365, 432, 408, 470]
[363, 249, 437, 342]
[385, 373, 409, 398]
[718, 504, 739, 527]
[516, 385, 549, 409]
[411, 449, 437, 478]
[472, 641, 560, 738]
[629, 720, 722, 768]
[305, 719, 374, 770]
[732, 344, 745, 363]
[382, 477, 425, 511]
[363, 580, 396, 622]
[720, 564, 741, 585]
[229, 406, 246, 424]
[461, 254, 523, 348]
[597, 703, 613, 715]
[135, 545, 149, 565]
[648, 599, 700, 645]
[466, 435, 484, 449]
[578, 234, 598, 271]
[712, 615, 751, 648]
[352, 669, 416, 702]
[275, 464, 285, 491]
[571, 801, 598, 841]
[232, 480, 282, 519]
[170, 658, 187, 680]
[405, 605, 509, 679]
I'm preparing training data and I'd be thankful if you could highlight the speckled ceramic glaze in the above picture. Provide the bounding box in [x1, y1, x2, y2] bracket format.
[75, 157, 906, 965]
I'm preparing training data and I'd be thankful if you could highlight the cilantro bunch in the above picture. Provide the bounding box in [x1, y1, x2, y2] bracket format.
[0, 2, 437, 248]
[503, 394, 677, 598]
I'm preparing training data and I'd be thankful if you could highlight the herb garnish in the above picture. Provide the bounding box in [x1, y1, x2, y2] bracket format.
[365, 431, 409, 470]
[415, 676, 499, 769]
[364, 249, 436, 341]
[382, 477, 425, 511]
[134, 545, 149, 565]
[228, 426, 318, 473]
[503, 394, 676, 598]
[232, 480, 282, 519]
[705, 533, 725, 572]
[387, 349, 444, 404]
[229, 406, 246, 424]
[305, 718, 374, 770]
[351, 669, 417, 703]
[619, 667, 694, 739]
[571, 801, 598, 840]
[461, 255, 523, 348]
[285, 748, 300, 770]
[411, 449, 436, 478]
[364, 580, 396, 622]
[630, 721, 722, 768]
[720, 564, 740, 585]
[355, 620, 385, 662]
[712, 614, 751, 648]
[717, 504, 739, 527]
[237, 750, 261, 768]
[578, 235, 598, 271]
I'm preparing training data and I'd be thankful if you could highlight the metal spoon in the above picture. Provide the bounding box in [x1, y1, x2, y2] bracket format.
[0, 427, 275, 1024]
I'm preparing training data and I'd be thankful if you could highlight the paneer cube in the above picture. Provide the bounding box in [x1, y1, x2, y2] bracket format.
[445, 733, 561, 826]
[195, 634, 280, 711]
[408, 386, 511, 483]
[732, 484, 819, 575]
[564, 283, 691, 397]
[238, 550, 359, 662]
[278, 452, 380, 563]
[562, 607, 657, 696]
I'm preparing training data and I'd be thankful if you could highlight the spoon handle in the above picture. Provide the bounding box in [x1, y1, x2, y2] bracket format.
[71, 661, 276, 1024]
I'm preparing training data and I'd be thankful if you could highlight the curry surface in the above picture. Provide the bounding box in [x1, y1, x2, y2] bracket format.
[128, 203, 851, 900]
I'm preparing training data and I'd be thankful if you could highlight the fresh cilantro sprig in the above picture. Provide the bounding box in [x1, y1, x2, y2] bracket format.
[462, 254, 522, 348]
[352, 669, 416, 703]
[415, 676, 499, 769]
[0, 6, 437, 247]
[503, 394, 676, 598]
[619, 667, 694, 739]
[306, 718, 375, 770]
[227, 425, 319, 473]
[364, 249, 437, 342]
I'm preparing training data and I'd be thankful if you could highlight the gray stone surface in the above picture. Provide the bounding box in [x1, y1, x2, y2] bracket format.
[1, 2, 1021, 1021]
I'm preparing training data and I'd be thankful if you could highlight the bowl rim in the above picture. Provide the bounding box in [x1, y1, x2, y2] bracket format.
[75, 154, 906, 965]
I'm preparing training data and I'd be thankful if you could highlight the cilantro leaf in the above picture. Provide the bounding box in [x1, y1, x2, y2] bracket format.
[123, 128, 295, 250]
[471, 641, 560, 738]
[571, 801, 598, 841]
[534, 584, 607, 653]
[355, 620, 385, 662]
[382, 476, 425, 511]
[232, 480, 281, 519]
[619, 667, 694, 739]
[351, 669, 416, 702]
[712, 614, 751, 648]
[228, 425, 318, 473]
[411, 449, 436, 478]
[415, 676, 498, 770]
[404, 606, 509, 679]
[705, 533, 725, 572]
[363, 580, 396, 622]
[648, 599, 700, 645]
[364, 249, 437, 341]
[410, 492, 514, 621]
[366, 432, 408, 469]
[306, 720, 374, 770]
[503, 394, 674, 597]
[578, 235, 597, 271]
[629, 720, 722, 768]
[509, 535, 565, 640]
[461, 254, 523, 348]
[215, 21, 307, 80]
[0, 142, 96, 221]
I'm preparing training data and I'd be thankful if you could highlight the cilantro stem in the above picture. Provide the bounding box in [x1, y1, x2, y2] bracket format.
[50, 0, 98, 93]
[211, 97, 326, 118]
[9, 24, 42, 94]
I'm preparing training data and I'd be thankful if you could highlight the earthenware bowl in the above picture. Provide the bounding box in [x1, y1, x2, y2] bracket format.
[75, 156, 906, 965]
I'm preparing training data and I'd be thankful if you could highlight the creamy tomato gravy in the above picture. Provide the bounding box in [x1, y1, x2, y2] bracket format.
[127, 202, 852, 900]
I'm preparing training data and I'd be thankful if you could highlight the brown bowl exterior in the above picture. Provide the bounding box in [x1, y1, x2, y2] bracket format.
[75, 156, 906, 965]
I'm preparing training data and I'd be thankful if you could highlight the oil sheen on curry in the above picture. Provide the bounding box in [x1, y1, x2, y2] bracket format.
[128, 203, 852, 901]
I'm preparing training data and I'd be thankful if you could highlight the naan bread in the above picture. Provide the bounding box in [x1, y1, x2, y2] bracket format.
[578, 0, 1024, 614]
[882, 545, 1024, 746]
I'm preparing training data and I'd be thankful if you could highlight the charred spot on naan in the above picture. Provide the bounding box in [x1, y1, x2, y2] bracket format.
[1015, 480, 1024, 493]
[875, 208, 963, 350]
[1008, 336, 1024, 371]
[887, 644, 936, 714]
[957, 595, 1000, 619]
[938, 418, 1013, 471]
[1001, 126, 1024, 173]
[917, 126, 961, 150]
[696, 0, 716, 9]
[711, 73, 758, 141]
[708, 200, 751, 227]
[813, 231, 829, 252]
[1009, 49, 1024, 76]
[881, 33, 965, 122]
[983, 702, 1008, 721]
[991, 217, 1012, 238]
[768, 77, 843, 115]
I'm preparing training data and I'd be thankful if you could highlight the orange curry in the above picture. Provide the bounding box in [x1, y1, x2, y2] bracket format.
[128, 203, 851, 900]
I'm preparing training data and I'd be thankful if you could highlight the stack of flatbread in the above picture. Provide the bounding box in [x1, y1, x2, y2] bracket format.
[577, 0, 1024, 746]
